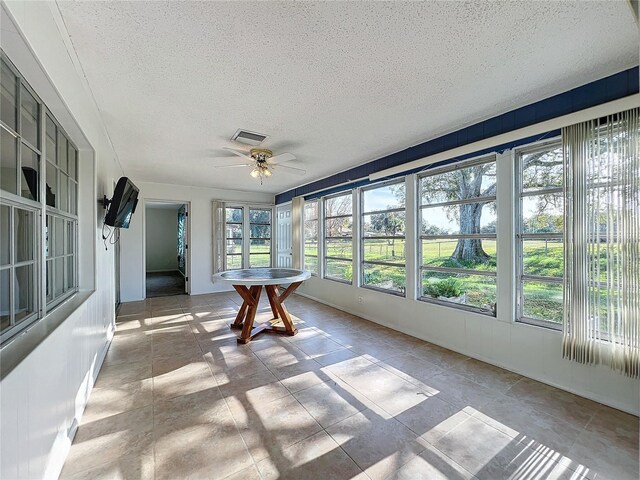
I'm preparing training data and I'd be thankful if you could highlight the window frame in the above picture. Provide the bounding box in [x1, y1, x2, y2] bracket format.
[515, 140, 565, 330]
[303, 199, 320, 276]
[360, 178, 406, 297]
[322, 191, 354, 284]
[417, 154, 498, 316]
[224, 205, 244, 270]
[0, 51, 79, 345]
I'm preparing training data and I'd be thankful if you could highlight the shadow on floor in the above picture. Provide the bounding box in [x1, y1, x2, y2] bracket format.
[146, 271, 185, 298]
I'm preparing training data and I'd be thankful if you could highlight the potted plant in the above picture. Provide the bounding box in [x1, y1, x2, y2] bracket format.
[424, 278, 466, 304]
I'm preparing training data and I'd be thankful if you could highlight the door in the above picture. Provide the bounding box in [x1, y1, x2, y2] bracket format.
[276, 204, 292, 268]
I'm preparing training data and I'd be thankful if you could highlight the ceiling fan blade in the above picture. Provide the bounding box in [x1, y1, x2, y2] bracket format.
[275, 164, 306, 176]
[222, 147, 253, 161]
[213, 163, 253, 168]
[269, 153, 296, 165]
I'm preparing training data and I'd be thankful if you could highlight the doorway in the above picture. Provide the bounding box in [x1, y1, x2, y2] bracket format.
[145, 202, 189, 298]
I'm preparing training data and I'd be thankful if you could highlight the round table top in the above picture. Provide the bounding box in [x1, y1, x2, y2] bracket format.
[213, 268, 311, 286]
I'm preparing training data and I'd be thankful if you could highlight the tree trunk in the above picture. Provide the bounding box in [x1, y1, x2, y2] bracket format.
[452, 202, 489, 262]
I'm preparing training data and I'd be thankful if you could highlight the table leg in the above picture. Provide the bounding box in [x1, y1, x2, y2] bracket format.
[238, 286, 262, 344]
[230, 285, 254, 329]
[266, 284, 280, 319]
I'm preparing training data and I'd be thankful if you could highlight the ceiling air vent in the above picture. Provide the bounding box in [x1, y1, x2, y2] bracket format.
[231, 129, 269, 146]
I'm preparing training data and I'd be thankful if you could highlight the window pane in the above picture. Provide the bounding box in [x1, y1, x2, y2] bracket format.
[421, 201, 496, 235]
[226, 223, 242, 239]
[326, 238, 352, 260]
[54, 216, 64, 256]
[1, 60, 17, 130]
[250, 253, 270, 268]
[68, 144, 77, 180]
[304, 255, 318, 274]
[325, 258, 352, 282]
[57, 131, 67, 171]
[46, 115, 56, 163]
[523, 239, 563, 278]
[46, 259, 53, 302]
[54, 257, 64, 297]
[363, 238, 405, 263]
[522, 193, 563, 234]
[304, 241, 318, 257]
[69, 181, 77, 215]
[422, 238, 496, 272]
[325, 194, 352, 216]
[0, 269, 10, 332]
[363, 264, 405, 293]
[421, 160, 496, 204]
[15, 209, 35, 262]
[521, 147, 563, 192]
[15, 264, 35, 323]
[250, 224, 270, 239]
[363, 212, 405, 237]
[0, 205, 9, 266]
[65, 256, 74, 292]
[304, 201, 318, 220]
[20, 87, 39, 148]
[249, 209, 271, 224]
[60, 174, 68, 212]
[422, 270, 496, 311]
[46, 162, 57, 208]
[225, 207, 242, 223]
[250, 239, 270, 255]
[226, 254, 242, 269]
[522, 280, 563, 325]
[20, 146, 39, 201]
[363, 183, 405, 212]
[325, 217, 352, 237]
[1, 128, 17, 194]
[65, 221, 74, 255]
[304, 219, 318, 242]
[226, 239, 242, 256]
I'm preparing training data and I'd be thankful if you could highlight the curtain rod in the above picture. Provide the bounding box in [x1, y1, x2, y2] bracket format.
[369, 94, 640, 182]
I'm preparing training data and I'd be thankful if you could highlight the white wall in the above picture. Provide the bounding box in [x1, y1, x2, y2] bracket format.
[1, 2, 122, 479]
[119, 182, 272, 301]
[145, 207, 179, 272]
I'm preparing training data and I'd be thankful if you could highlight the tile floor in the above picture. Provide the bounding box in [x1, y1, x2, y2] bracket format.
[60, 292, 639, 480]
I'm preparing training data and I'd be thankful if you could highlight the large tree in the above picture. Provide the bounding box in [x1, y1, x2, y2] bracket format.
[419, 149, 563, 264]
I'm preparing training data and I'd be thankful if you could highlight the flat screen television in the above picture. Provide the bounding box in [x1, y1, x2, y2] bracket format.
[104, 177, 139, 228]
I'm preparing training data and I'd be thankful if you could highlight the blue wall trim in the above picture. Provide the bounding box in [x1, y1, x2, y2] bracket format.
[275, 67, 638, 204]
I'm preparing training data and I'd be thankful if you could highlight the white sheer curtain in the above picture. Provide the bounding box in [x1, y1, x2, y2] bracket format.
[562, 107, 640, 377]
[291, 197, 304, 269]
[212, 200, 225, 274]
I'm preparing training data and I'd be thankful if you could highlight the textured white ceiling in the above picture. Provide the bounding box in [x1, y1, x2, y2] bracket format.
[56, 1, 638, 194]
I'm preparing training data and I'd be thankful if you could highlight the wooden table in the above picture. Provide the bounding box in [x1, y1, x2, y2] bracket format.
[213, 268, 311, 344]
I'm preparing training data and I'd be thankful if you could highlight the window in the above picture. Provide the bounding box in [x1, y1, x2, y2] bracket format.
[516, 143, 564, 327]
[0, 53, 79, 344]
[249, 208, 271, 267]
[303, 200, 319, 275]
[361, 180, 406, 294]
[418, 156, 497, 314]
[225, 206, 243, 269]
[323, 192, 353, 283]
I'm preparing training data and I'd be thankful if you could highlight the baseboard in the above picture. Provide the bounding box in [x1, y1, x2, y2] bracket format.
[146, 269, 180, 274]
[293, 291, 638, 416]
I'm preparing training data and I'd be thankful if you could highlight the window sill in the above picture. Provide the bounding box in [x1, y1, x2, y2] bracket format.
[0, 290, 96, 380]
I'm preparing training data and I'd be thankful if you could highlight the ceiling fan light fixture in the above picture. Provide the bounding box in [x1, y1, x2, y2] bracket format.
[250, 168, 260, 178]
[264, 168, 272, 177]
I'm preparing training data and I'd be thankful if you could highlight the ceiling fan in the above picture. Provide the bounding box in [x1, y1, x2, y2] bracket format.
[214, 147, 305, 183]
